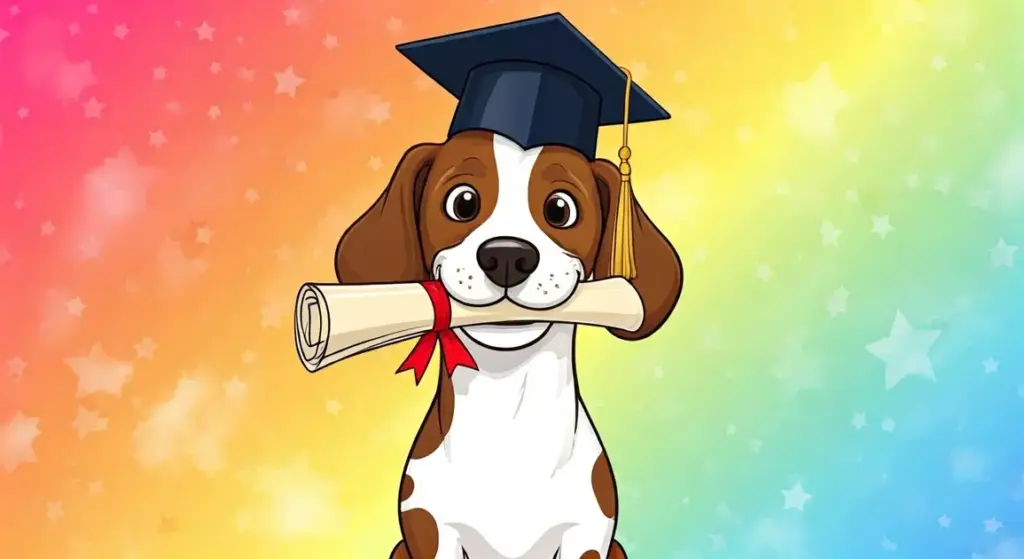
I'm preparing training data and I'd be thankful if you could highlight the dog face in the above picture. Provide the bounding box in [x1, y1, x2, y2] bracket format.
[335, 130, 682, 348]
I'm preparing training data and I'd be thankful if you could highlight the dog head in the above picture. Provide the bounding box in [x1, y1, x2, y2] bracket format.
[335, 130, 682, 349]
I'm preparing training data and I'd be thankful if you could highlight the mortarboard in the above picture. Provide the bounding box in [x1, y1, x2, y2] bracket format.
[396, 13, 671, 280]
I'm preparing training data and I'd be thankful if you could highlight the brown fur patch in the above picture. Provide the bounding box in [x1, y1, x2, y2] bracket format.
[399, 474, 415, 503]
[389, 541, 409, 559]
[590, 158, 683, 341]
[334, 130, 501, 285]
[580, 551, 600, 559]
[591, 452, 617, 519]
[609, 539, 628, 559]
[399, 508, 439, 559]
[528, 146, 606, 278]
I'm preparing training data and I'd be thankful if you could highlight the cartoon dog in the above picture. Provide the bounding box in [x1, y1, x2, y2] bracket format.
[329, 11, 682, 559]
[334, 129, 682, 558]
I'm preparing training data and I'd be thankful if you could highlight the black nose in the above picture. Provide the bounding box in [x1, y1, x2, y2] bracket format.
[476, 237, 540, 288]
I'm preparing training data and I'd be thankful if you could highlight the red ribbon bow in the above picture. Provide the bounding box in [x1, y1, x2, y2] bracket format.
[397, 281, 478, 384]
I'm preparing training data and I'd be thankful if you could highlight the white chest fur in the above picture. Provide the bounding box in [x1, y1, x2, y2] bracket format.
[402, 324, 609, 558]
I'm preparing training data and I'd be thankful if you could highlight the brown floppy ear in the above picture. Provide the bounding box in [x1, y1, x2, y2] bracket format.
[334, 143, 440, 284]
[592, 158, 683, 340]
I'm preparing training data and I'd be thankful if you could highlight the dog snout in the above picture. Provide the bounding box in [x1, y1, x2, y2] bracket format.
[476, 237, 540, 288]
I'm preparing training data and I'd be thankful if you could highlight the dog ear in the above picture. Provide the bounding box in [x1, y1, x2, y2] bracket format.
[591, 158, 683, 340]
[334, 143, 441, 284]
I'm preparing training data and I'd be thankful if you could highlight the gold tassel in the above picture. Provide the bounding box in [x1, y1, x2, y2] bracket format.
[610, 66, 636, 279]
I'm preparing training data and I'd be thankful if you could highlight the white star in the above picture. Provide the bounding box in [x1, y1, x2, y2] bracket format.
[223, 377, 247, 399]
[386, 17, 404, 33]
[82, 96, 105, 119]
[6, 356, 27, 378]
[871, 215, 893, 238]
[326, 400, 342, 415]
[930, 55, 946, 71]
[195, 227, 213, 244]
[983, 517, 1002, 533]
[367, 101, 392, 125]
[881, 417, 896, 432]
[283, 6, 302, 25]
[134, 337, 157, 359]
[1, 412, 40, 472]
[827, 287, 849, 318]
[866, 311, 941, 390]
[149, 130, 167, 147]
[820, 220, 841, 246]
[937, 514, 951, 528]
[274, 66, 305, 98]
[755, 264, 773, 281]
[851, 412, 867, 430]
[195, 21, 215, 41]
[783, 63, 850, 140]
[40, 220, 56, 236]
[66, 297, 86, 316]
[153, 66, 167, 80]
[78, 236, 100, 260]
[113, 24, 129, 39]
[72, 406, 108, 439]
[982, 357, 999, 373]
[989, 238, 1017, 268]
[782, 482, 812, 511]
[64, 345, 134, 397]
[46, 501, 63, 520]
[323, 34, 339, 49]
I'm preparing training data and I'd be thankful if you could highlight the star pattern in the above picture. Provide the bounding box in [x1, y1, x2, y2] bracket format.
[866, 311, 942, 390]
[0, 2, 1020, 558]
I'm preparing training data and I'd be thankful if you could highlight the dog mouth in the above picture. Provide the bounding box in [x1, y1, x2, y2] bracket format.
[460, 321, 552, 351]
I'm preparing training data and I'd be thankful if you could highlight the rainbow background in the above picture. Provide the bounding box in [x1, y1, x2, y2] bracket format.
[1, 0, 1023, 557]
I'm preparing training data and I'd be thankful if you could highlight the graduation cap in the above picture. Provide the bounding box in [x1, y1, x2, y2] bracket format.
[396, 13, 671, 279]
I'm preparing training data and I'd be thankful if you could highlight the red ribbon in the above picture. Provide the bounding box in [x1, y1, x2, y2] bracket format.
[397, 281, 478, 384]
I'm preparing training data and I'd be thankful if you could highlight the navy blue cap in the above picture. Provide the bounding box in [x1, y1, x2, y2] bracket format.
[396, 13, 670, 160]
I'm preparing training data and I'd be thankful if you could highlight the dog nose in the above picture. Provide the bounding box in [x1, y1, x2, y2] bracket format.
[476, 237, 540, 288]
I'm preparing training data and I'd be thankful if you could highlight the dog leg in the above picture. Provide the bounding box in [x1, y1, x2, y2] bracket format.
[556, 519, 615, 559]
[607, 540, 627, 559]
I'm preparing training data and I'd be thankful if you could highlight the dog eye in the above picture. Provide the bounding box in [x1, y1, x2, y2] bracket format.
[443, 184, 481, 222]
[543, 191, 578, 228]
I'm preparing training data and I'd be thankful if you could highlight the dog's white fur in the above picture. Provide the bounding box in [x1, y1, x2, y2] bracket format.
[402, 135, 614, 558]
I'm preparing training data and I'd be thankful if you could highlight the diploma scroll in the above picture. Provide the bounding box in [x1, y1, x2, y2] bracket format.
[294, 278, 644, 372]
